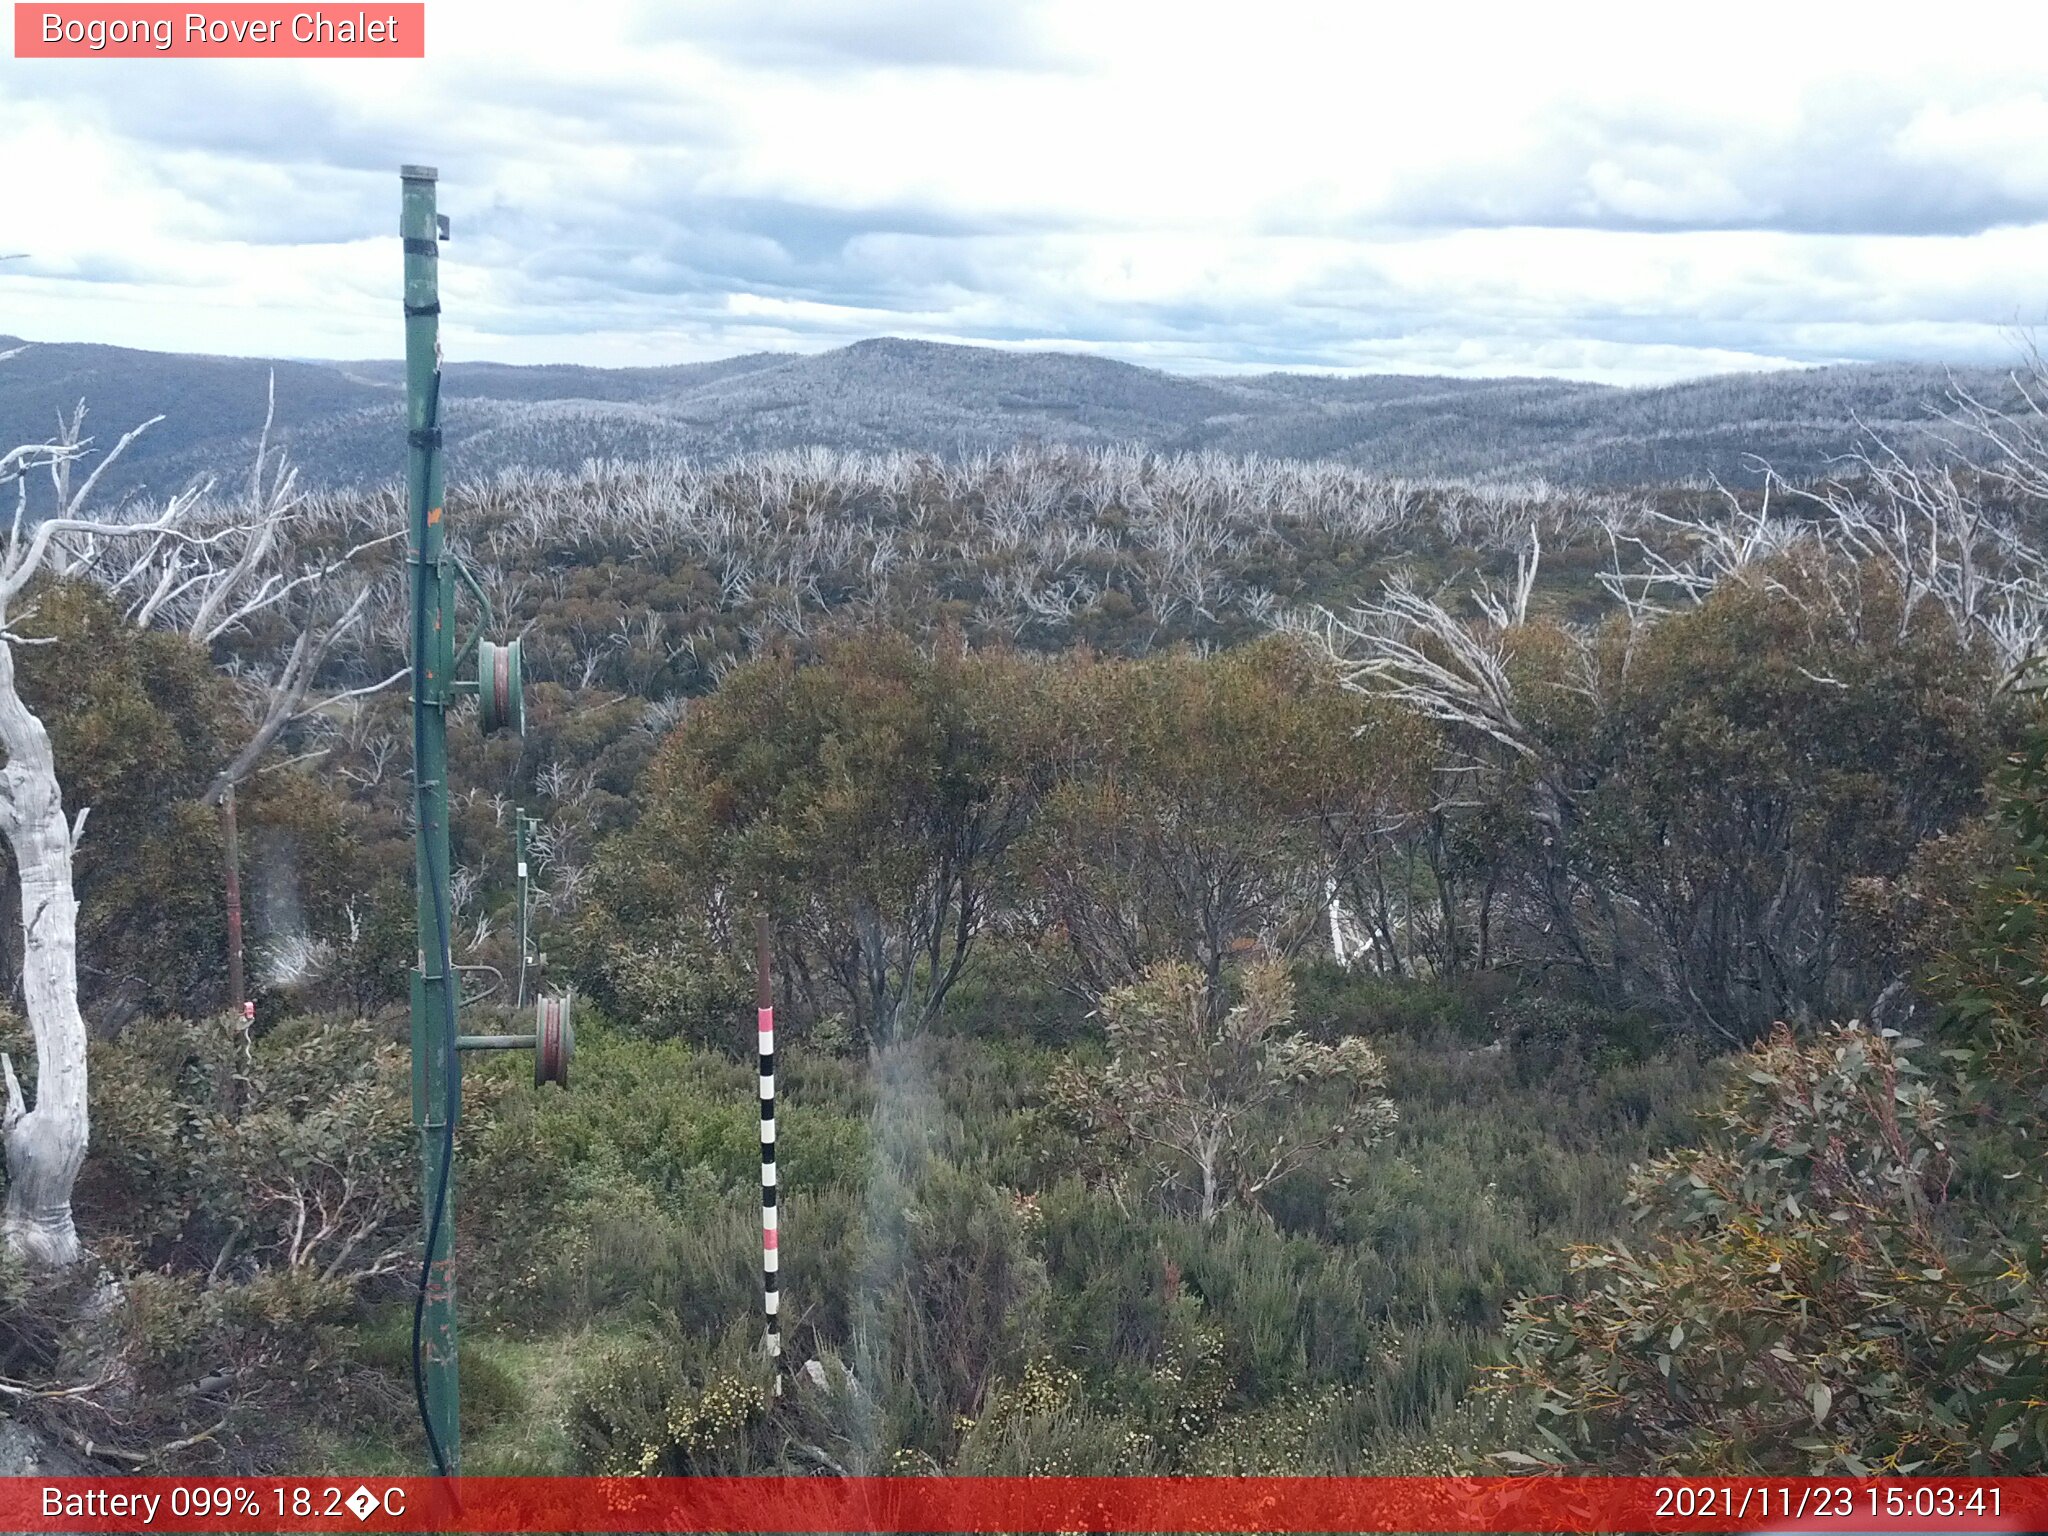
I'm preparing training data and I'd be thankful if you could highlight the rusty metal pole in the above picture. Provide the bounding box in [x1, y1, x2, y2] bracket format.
[221, 785, 245, 1022]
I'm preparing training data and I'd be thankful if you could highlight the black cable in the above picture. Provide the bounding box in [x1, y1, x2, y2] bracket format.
[408, 366, 461, 1482]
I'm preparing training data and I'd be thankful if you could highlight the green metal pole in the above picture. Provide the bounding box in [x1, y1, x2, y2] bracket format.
[402, 163, 461, 1476]
[515, 809, 531, 1009]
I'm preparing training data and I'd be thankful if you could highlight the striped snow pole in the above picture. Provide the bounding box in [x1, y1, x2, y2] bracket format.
[756, 914, 782, 1393]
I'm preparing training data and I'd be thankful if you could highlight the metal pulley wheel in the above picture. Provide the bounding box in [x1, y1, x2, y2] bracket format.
[478, 638, 525, 736]
[534, 991, 573, 1088]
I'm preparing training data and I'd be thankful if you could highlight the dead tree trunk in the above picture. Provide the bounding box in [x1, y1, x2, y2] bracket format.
[0, 392, 209, 1266]
[0, 368, 398, 1266]
[0, 639, 87, 1267]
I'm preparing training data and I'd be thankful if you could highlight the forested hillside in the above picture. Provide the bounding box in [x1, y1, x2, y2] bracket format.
[0, 359, 2045, 1478]
[0, 334, 2021, 502]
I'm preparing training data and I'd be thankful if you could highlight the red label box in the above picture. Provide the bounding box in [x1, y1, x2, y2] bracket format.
[1, 1477, 2041, 1533]
[13, 3, 425, 56]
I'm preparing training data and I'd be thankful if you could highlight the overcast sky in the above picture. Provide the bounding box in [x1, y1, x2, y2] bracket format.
[3, 0, 2046, 383]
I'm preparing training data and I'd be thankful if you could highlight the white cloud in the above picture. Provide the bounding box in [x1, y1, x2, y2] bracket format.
[1, 0, 2044, 382]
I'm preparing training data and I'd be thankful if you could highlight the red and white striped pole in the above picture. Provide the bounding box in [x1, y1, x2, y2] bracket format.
[756, 914, 782, 1394]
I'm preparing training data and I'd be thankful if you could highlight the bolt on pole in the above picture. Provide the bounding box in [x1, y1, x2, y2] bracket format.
[402, 162, 461, 1476]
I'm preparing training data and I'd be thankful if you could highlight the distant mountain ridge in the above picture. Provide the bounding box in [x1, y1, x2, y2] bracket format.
[0, 334, 2017, 503]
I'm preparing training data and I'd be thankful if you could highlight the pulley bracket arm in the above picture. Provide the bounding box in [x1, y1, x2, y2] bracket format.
[453, 995, 572, 1087]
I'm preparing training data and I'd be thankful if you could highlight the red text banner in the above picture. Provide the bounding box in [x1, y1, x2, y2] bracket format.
[14, 4, 424, 57]
[5, 1476, 2043, 1533]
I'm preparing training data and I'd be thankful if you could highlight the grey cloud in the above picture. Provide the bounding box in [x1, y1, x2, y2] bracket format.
[628, 0, 1074, 72]
[1351, 86, 2048, 238]
[10, 59, 732, 251]
[467, 207, 2038, 372]
[7, 12, 2042, 385]
[13, 64, 415, 170]
[458, 192, 1041, 332]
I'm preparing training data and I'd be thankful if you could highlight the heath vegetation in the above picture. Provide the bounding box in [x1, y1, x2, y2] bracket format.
[0, 350, 2044, 1475]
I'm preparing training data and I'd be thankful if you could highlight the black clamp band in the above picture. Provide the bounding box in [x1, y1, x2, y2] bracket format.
[408, 428, 443, 449]
[403, 237, 439, 257]
[404, 301, 441, 318]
